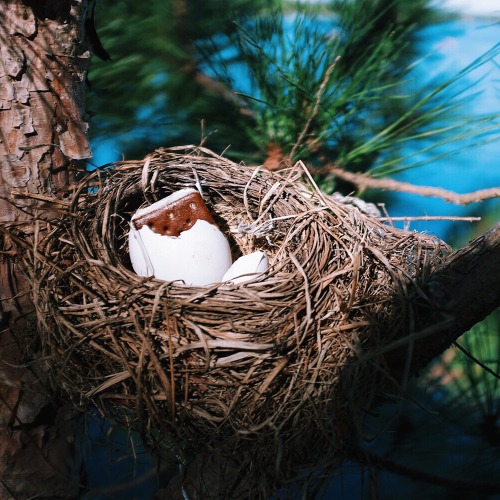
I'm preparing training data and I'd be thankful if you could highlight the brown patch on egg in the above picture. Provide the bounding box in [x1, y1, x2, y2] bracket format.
[132, 191, 216, 237]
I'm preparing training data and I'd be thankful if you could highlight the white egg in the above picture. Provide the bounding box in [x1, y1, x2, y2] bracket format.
[128, 189, 232, 286]
[222, 251, 268, 284]
[129, 220, 232, 285]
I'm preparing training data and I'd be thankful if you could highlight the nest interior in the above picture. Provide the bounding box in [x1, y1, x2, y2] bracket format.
[19, 145, 449, 492]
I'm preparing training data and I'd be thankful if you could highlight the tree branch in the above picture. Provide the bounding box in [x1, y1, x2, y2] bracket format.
[390, 222, 500, 375]
[324, 164, 500, 205]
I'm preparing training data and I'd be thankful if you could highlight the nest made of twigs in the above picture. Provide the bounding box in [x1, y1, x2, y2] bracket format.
[17, 145, 449, 495]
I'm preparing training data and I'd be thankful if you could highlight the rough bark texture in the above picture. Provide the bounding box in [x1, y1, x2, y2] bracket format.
[419, 223, 500, 362]
[389, 222, 500, 376]
[0, 0, 90, 496]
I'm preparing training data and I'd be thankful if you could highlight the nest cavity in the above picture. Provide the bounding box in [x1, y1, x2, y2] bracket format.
[20, 146, 449, 493]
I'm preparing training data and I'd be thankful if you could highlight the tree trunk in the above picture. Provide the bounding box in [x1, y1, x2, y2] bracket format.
[0, 1, 90, 496]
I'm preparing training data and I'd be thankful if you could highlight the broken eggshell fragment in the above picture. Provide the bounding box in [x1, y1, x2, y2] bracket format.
[222, 251, 268, 284]
[128, 188, 232, 286]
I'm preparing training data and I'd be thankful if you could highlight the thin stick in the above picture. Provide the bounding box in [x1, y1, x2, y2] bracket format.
[378, 216, 481, 222]
[288, 57, 340, 163]
[453, 341, 500, 380]
[324, 164, 500, 205]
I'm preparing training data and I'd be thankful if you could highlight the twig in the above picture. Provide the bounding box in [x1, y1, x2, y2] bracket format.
[288, 57, 340, 163]
[377, 216, 481, 222]
[324, 164, 500, 205]
[453, 341, 500, 380]
[9, 190, 71, 208]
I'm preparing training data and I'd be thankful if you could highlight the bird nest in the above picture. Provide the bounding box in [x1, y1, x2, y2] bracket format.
[14, 146, 449, 494]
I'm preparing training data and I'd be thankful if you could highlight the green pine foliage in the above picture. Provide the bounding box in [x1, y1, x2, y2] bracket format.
[365, 309, 500, 497]
[88, 0, 498, 197]
[204, 1, 498, 180]
[87, 0, 275, 159]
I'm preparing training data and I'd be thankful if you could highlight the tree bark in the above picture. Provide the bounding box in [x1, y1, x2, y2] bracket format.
[0, 1, 90, 496]
[417, 223, 499, 365]
[388, 222, 500, 377]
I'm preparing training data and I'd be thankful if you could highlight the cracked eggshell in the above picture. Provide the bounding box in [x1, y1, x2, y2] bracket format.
[128, 188, 232, 286]
[222, 251, 268, 284]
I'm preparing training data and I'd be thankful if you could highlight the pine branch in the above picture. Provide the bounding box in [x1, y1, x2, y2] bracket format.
[324, 164, 500, 205]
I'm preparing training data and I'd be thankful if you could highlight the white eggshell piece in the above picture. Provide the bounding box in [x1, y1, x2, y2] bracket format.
[222, 251, 268, 284]
[129, 219, 232, 286]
